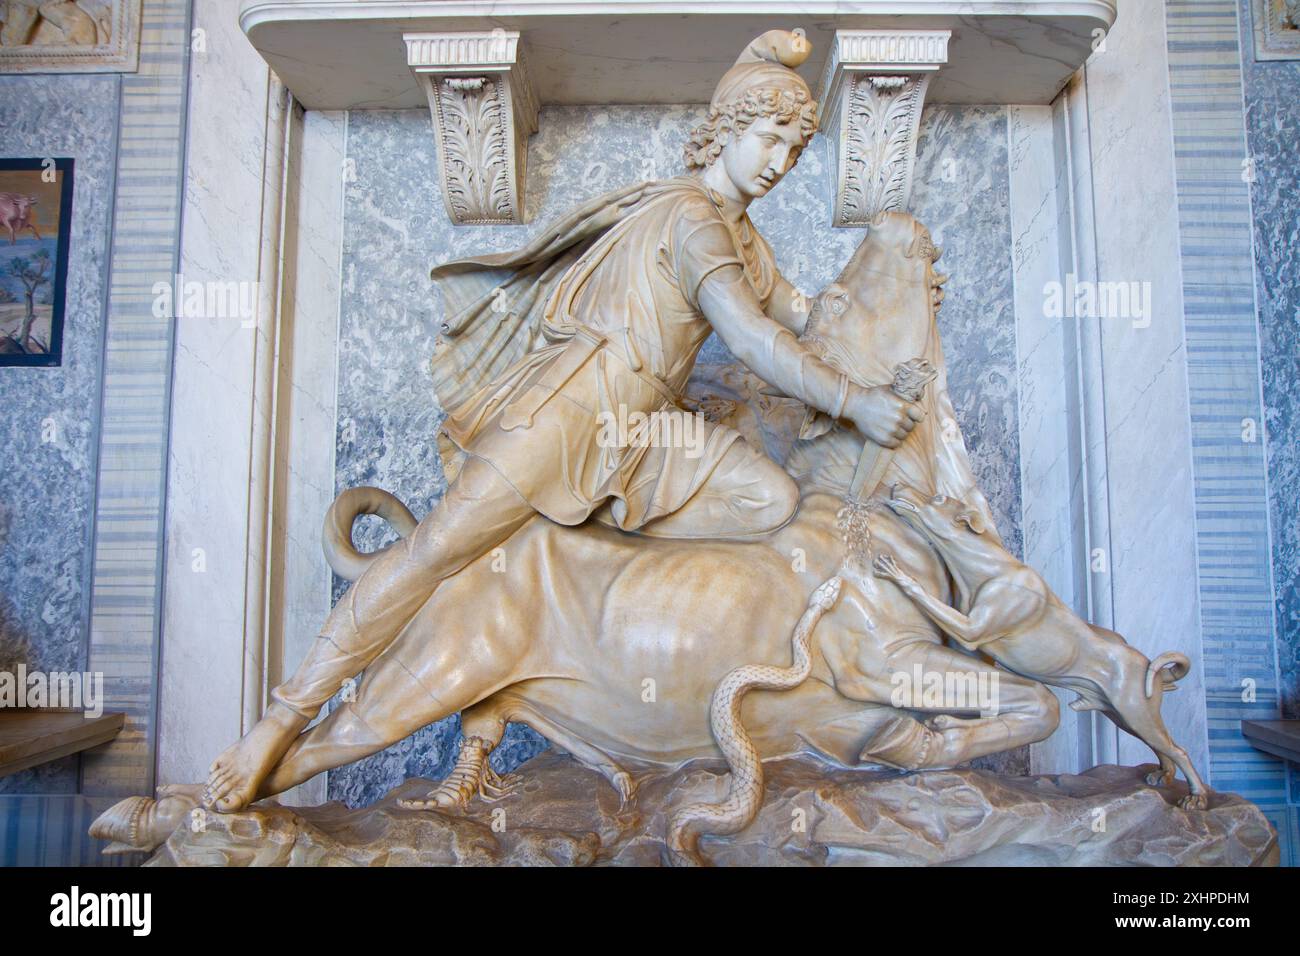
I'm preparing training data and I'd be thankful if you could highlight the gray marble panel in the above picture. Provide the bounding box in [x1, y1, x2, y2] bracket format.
[0, 74, 119, 794]
[1241, 0, 1300, 722]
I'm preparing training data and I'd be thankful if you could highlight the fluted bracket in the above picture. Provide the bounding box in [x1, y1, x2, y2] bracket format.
[1252, 0, 1300, 60]
[818, 30, 950, 227]
[405, 31, 540, 225]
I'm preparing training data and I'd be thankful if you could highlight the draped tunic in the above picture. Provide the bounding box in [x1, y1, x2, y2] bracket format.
[432, 178, 779, 530]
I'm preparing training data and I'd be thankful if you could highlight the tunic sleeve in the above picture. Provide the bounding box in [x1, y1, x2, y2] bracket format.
[672, 199, 745, 312]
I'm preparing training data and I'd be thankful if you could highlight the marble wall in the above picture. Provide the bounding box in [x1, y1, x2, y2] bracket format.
[0, 75, 118, 795]
[1241, 0, 1300, 722]
[328, 103, 1023, 806]
[1239, 0, 1300, 856]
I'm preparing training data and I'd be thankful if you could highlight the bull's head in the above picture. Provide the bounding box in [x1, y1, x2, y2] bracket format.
[803, 212, 945, 388]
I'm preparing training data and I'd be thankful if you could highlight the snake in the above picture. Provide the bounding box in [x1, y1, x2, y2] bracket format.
[667, 575, 843, 866]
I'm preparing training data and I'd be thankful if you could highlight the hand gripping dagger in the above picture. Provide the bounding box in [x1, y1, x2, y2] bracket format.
[847, 357, 938, 504]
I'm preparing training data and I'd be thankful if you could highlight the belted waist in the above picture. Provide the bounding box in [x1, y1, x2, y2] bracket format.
[500, 323, 679, 431]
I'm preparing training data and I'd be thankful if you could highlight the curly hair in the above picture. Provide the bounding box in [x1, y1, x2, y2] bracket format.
[683, 87, 818, 171]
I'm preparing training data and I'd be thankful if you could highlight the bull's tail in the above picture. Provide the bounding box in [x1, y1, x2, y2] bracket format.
[1145, 651, 1191, 699]
[322, 487, 418, 582]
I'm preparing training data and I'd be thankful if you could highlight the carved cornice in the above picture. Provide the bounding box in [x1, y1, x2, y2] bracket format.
[818, 30, 950, 228]
[405, 30, 540, 225]
[1252, 0, 1300, 60]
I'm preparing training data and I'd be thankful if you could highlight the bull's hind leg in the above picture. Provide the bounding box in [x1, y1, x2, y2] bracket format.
[398, 697, 519, 811]
[859, 640, 1059, 770]
[405, 689, 637, 809]
[502, 695, 638, 806]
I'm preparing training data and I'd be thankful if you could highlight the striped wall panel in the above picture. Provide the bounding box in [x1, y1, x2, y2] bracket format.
[79, 0, 192, 802]
[1164, 0, 1295, 865]
[0, 796, 131, 868]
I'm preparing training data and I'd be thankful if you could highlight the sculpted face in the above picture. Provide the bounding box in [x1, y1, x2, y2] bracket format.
[720, 114, 805, 199]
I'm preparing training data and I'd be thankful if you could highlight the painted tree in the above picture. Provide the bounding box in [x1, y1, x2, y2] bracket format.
[8, 249, 51, 352]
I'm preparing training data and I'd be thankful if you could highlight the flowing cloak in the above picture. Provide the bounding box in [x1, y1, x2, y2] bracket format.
[428, 177, 780, 531]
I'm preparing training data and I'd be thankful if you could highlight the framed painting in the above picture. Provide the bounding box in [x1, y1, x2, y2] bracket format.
[0, 158, 74, 367]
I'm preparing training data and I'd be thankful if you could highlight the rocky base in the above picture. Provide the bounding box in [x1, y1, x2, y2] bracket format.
[131, 754, 1277, 866]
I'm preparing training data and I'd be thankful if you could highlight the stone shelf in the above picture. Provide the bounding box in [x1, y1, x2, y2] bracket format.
[1241, 720, 1300, 765]
[0, 709, 126, 779]
[242, 2, 1116, 225]
[240, 1, 1117, 109]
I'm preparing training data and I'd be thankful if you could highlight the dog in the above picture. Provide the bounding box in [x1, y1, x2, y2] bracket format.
[873, 483, 1209, 809]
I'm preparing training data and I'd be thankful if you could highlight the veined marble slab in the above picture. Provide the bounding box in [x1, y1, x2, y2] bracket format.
[239, 0, 1116, 109]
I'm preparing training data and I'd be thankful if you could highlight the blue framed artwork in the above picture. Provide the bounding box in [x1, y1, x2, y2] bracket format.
[0, 157, 74, 367]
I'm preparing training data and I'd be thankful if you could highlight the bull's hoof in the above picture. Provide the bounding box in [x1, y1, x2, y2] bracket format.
[859, 714, 937, 771]
[611, 770, 636, 808]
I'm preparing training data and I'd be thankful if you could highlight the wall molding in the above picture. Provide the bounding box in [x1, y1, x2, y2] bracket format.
[1171, 0, 1291, 865]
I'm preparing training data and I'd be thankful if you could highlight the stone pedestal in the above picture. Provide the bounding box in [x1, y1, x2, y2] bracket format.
[135, 754, 1276, 867]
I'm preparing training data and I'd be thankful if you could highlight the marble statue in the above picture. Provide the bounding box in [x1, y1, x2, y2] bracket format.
[89, 30, 1230, 867]
[872, 487, 1208, 809]
[201, 27, 925, 817]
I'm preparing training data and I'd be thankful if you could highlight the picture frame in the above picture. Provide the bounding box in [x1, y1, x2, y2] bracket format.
[0, 157, 74, 368]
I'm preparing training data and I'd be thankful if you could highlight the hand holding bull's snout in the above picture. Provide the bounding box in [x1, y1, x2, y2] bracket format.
[846, 385, 925, 449]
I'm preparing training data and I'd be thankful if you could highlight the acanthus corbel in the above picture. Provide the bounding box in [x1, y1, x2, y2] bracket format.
[818, 30, 950, 227]
[405, 30, 540, 225]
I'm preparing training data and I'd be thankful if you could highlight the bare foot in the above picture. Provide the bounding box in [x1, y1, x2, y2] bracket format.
[1178, 792, 1209, 811]
[203, 703, 309, 812]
